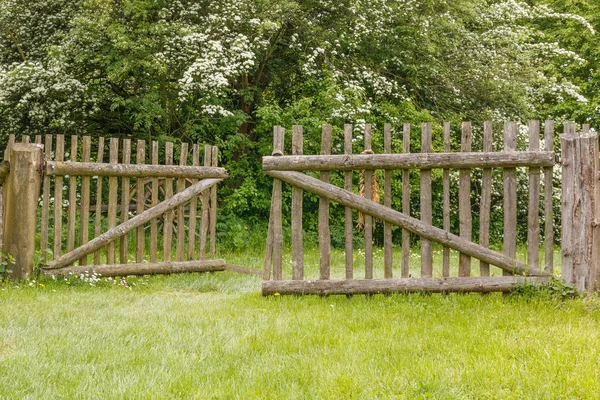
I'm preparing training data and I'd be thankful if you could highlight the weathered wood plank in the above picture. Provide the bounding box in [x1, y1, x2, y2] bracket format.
[272, 127, 285, 280]
[40, 134, 52, 263]
[43, 259, 226, 278]
[320, 124, 332, 280]
[209, 146, 218, 259]
[459, 122, 472, 277]
[93, 137, 105, 265]
[384, 123, 392, 278]
[150, 141, 159, 263]
[53, 135, 65, 259]
[120, 139, 131, 264]
[163, 142, 174, 261]
[187, 144, 199, 261]
[420, 122, 433, 277]
[46, 162, 227, 179]
[265, 170, 546, 277]
[363, 124, 373, 280]
[544, 120, 554, 274]
[344, 124, 353, 280]
[107, 138, 119, 264]
[527, 121, 541, 272]
[79, 136, 91, 266]
[66, 136, 78, 254]
[402, 123, 411, 278]
[503, 122, 518, 276]
[262, 152, 555, 171]
[292, 125, 304, 280]
[442, 122, 451, 277]
[176, 143, 189, 262]
[44, 178, 223, 270]
[479, 122, 493, 277]
[262, 276, 550, 296]
[135, 140, 146, 263]
[199, 145, 211, 260]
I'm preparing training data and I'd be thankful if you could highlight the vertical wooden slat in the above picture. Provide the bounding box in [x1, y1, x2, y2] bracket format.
[209, 146, 218, 259]
[384, 123, 392, 278]
[34, 135, 42, 144]
[135, 140, 146, 263]
[79, 136, 91, 266]
[66, 136, 78, 254]
[119, 139, 131, 264]
[561, 123, 576, 284]
[93, 137, 105, 265]
[163, 142, 174, 262]
[272, 127, 285, 280]
[320, 124, 332, 280]
[459, 122, 472, 277]
[544, 120, 554, 274]
[199, 145, 211, 260]
[442, 122, 451, 277]
[176, 143, 189, 262]
[21, 135, 30, 143]
[4, 134, 15, 159]
[106, 138, 119, 264]
[53, 135, 65, 259]
[401, 123, 411, 278]
[363, 124, 373, 280]
[292, 125, 304, 280]
[527, 121, 541, 272]
[149, 141, 159, 263]
[187, 144, 199, 261]
[40, 135, 52, 262]
[479, 122, 493, 277]
[420, 123, 433, 277]
[344, 124, 354, 280]
[503, 122, 518, 275]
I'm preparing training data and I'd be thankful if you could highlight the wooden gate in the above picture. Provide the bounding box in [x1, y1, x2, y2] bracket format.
[262, 121, 558, 295]
[2, 134, 226, 278]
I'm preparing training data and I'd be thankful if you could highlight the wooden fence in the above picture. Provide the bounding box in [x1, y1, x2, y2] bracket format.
[262, 121, 599, 295]
[1, 134, 227, 279]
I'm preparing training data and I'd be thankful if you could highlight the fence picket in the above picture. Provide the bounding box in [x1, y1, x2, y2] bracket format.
[120, 139, 131, 264]
[459, 122, 472, 277]
[420, 123, 433, 277]
[272, 127, 284, 280]
[292, 125, 304, 280]
[176, 143, 189, 262]
[136, 140, 145, 263]
[544, 121, 555, 273]
[163, 142, 174, 262]
[199, 145, 211, 260]
[53, 135, 65, 259]
[384, 123, 393, 279]
[479, 122, 493, 276]
[107, 138, 119, 264]
[344, 124, 354, 280]
[442, 122, 451, 277]
[67, 136, 78, 254]
[187, 144, 199, 261]
[527, 121, 541, 271]
[402, 124, 410, 278]
[93, 137, 105, 264]
[503, 122, 518, 275]
[150, 141, 159, 263]
[79, 136, 91, 266]
[210, 146, 218, 260]
[363, 124, 373, 280]
[40, 135, 52, 262]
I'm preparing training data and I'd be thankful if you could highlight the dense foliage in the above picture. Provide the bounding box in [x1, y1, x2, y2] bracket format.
[0, 0, 596, 247]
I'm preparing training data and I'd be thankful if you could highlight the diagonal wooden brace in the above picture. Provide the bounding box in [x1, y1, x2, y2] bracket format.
[266, 170, 548, 277]
[43, 178, 223, 270]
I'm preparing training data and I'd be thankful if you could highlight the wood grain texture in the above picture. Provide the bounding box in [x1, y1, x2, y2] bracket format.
[459, 122, 472, 277]
[262, 276, 550, 296]
[93, 137, 105, 265]
[442, 122, 451, 277]
[199, 145, 211, 260]
[107, 138, 119, 264]
[135, 140, 146, 263]
[53, 135, 65, 259]
[479, 122, 493, 277]
[503, 122, 517, 276]
[176, 143, 189, 262]
[209, 146, 218, 259]
[402, 123, 411, 278]
[384, 123, 392, 278]
[187, 144, 199, 261]
[363, 124, 373, 279]
[79, 136, 91, 266]
[344, 124, 354, 280]
[527, 121, 540, 272]
[120, 139, 131, 264]
[420, 123, 433, 277]
[46, 162, 227, 178]
[163, 142, 174, 262]
[40, 134, 52, 263]
[150, 141, 159, 263]
[320, 124, 332, 280]
[291, 125, 304, 280]
[272, 127, 285, 280]
[543, 120, 554, 274]
[66, 136, 78, 254]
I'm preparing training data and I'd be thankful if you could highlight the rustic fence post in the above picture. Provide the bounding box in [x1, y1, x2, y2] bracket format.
[560, 127, 600, 292]
[3, 143, 43, 279]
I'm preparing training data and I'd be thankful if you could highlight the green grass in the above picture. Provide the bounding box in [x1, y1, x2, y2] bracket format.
[1, 247, 600, 399]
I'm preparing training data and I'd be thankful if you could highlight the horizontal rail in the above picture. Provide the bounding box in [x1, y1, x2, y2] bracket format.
[266, 170, 549, 277]
[262, 152, 556, 171]
[41, 259, 225, 277]
[262, 276, 550, 295]
[45, 161, 228, 179]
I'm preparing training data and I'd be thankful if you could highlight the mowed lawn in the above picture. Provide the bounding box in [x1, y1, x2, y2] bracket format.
[1, 248, 600, 399]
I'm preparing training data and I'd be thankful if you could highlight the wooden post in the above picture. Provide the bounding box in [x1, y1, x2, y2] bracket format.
[3, 144, 43, 279]
[479, 122, 493, 277]
[503, 122, 518, 275]
[442, 122, 451, 277]
[320, 124, 332, 280]
[527, 121, 540, 271]
[383, 123, 392, 278]
[402, 124, 410, 278]
[291, 125, 304, 280]
[543, 121, 554, 274]
[420, 123, 433, 277]
[560, 125, 600, 292]
[344, 124, 353, 280]
[272, 127, 284, 280]
[459, 122, 472, 277]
